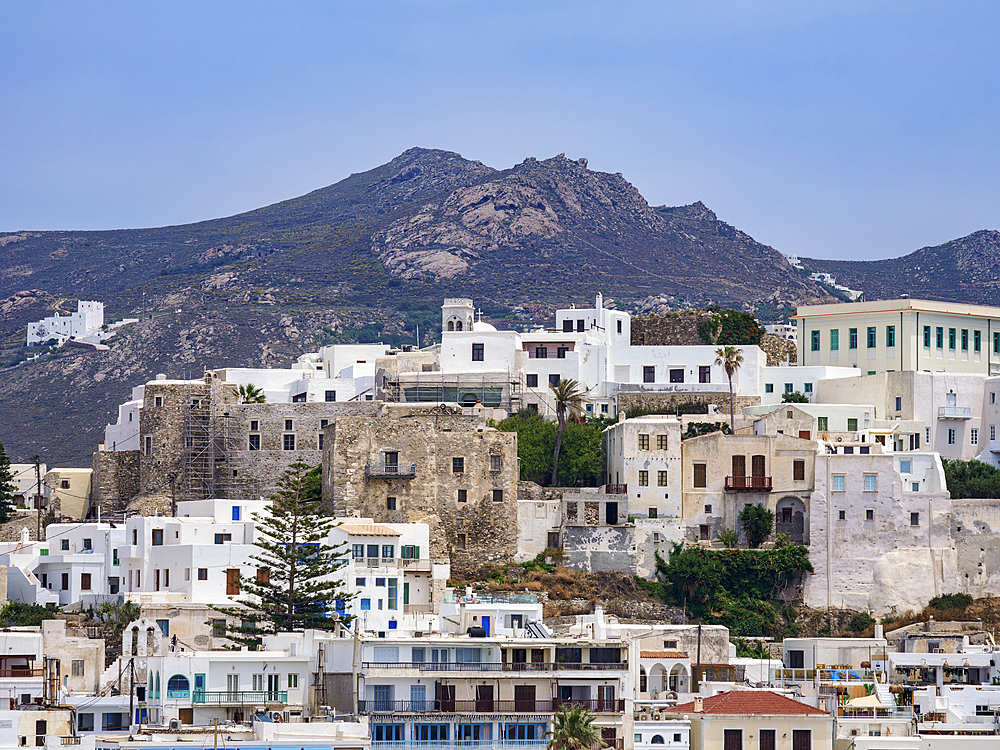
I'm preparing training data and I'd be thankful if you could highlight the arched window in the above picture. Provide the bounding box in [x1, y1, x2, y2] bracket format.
[155, 671, 160, 699]
[651, 736, 665, 745]
[456, 321, 463, 331]
[447, 321, 454, 331]
[167, 674, 190, 698]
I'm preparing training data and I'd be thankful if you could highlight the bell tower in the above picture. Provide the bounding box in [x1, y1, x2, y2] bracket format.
[441, 298, 474, 332]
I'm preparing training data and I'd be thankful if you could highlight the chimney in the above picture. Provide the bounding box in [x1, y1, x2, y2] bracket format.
[694, 696, 704, 713]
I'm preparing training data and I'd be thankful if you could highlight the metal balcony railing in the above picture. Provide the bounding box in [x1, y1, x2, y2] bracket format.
[366, 462, 417, 478]
[725, 475, 772, 491]
[360, 698, 625, 714]
[192, 690, 288, 705]
[363, 661, 626, 673]
[938, 406, 972, 419]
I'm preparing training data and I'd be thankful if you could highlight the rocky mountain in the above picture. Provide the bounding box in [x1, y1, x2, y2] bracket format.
[0, 147, 840, 465]
[801, 230, 1000, 305]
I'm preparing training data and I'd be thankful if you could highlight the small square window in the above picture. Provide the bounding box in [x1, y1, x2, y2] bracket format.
[526, 374, 538, 388]
[648, 508, 657, 518]
[866, 508, 875, 521]
[61, 539, 69, 551]
[452, 457, 465, 473]
[250, 420, 259, 431]
[472, 343, 484, 361]
[638, 471, 648, 487]
[386, 496, 396, 510]
[457, 533, 467, 550]
[765, 383, 774, 393]
[283, 434, 295, 451]
[838, 510, 846, 520]
[832, 474, 845, 491]
[704, 504, 712, 514]
[638, 434, 649, 450]
[248, 434, 260, 451]
[911, 512, 920, 526]
[549, 373, 560, 387]
[457, 489, 467, 503]
[197, 568, 208, 580]
[864, 474, 877, 492]
[154, 396, 163, 407]
[657, 434, 668, 450]
[657, 470, 668, 487]
[669, 368, 684, 383]
[643, 366, 656, 383]
[492, 489, 504, 503]
[325, 390, 336, 402]
[285, 419, 293, 431]
[804, 382, 813, 393]
[491, 454, 502, 472]
[356, 577, 365, 587]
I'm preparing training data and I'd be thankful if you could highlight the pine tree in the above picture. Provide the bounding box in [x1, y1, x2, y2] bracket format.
[0, 442, 17, 524]
[213, 461, 352, 649]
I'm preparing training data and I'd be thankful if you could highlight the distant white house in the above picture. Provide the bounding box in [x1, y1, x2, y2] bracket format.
[26, 301, 104, 346]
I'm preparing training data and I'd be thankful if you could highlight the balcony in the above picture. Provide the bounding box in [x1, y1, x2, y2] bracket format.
[0, 668, 43, 678]
[938, 406, 972, 419]
[366, 462, 417, 479]
[725, 476, 772, 491]
[359, 698, 625, 714]
[838, 705, 912, 720]
[604, 483, 627, 494]
[192, 690, 288, 705]
[362, 661, 626, 674]
[403, 603, 435, 614]
[400, 558, 432, 572]
[373, 743, 546, 750]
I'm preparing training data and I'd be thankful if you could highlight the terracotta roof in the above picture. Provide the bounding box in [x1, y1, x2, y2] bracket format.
[665, 690, 828, 716]
[337, 523, 401, 537]
[641, 650, 687, 659]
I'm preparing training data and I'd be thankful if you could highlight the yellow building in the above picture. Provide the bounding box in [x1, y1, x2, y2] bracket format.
[794, 298, 1000, 376]
[664, 690, 834, 750]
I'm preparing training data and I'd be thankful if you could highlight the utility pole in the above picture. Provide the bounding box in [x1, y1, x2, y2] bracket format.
[128, 658, 135, 732]
[33, 456, 42, 540]
[693, 621, 703, 694]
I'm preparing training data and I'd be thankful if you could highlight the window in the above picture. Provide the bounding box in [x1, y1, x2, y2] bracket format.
[926, 426, 931, 442]
[80, 574, 91, 591]
[457, 533, 467, 550]
[644, 366, 656, 383]
[562, 319, 573, 333]
[724, 728, 743, 750]
[214, 533, 231, 544]
[557, 347, 568, 359]
[849, 327, 858, 349]
[995, 331, 1000, 354]
[657, 471, 668, 487]
[647, 508, 657, 519]
[864, 474, 877, 491]
[949, 327, 957, 349]
[457, 489, 467, 503]
[61, 573, 68, 590]
[838, 510, 846, 520]
[900, 459, 912, 473]
[549, 374, 560, 387]
[144, 436, 152, 456]
[886, 325, 895, 347]
[847, 417, 858, 432]
[77, 713, 94, 732]
[453, 457, 465, 473]
[360, 598, 371, 610]
[669, 368, 684, 383]
[810, 330, 820, 351]
[975, 330, 982, 352]
[386, 496, 396, 510]
[248, 434, 260, 450]
[156, 619, 169, 637]
[472, 343, 484, 361]
[657, 434, 668, 450]
[61, 539, 69, 551]
[617, 319, 622, 334]
[638, 434, 649, 450]
[154, 396, 163, 407]
[492, 489, 503, 503]
[318, 433, 324, 450]
[638, 471, 648, 487]
[972, 428, 979, 445]
[804, 382, 813, 393]
[764, 383, 774, 393]
[911, 512, 920, 526]
[993, 425, 996, 441]
[948, 428, 957, 445]
[150, 528, 164, 547]
[832, 475, 845, 491]
[284, 419, 293, 431]
[817, 416, 828, 432]
[490, 454, 502, 471]
[283, 434, 295, 450]
[197, 568, 208, 580]
[962, 329, 969, 351]
[534, 347, 547, 359]
[784, 383, 793, 393]
[526, 374, 538, 388]
[704, 504, 712, 513]
[923, 325, 931, 347]
[353, 544, 364, 558]
[793, 460, 805, 481]
[894, 396, 902, 412]
[867, 327, 876, 348]
[71, 660, 84, 677]
[693, 463, 707, 487]
[792, 730, 811, 750]
[830, 328, 839, 350]
[699, 365, 711, 383]
[993, 392, 997, 405]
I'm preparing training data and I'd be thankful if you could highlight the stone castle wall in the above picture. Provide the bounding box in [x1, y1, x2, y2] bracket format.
[92, 450, 140, 514]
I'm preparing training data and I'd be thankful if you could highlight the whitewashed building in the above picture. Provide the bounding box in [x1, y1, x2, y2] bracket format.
[26, 300, 103, 346]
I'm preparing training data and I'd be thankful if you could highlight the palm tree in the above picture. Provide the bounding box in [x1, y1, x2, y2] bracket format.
[715, 345, 744, 432]
[237, 383, 266, 404]
[546, 704, 605, 750]
[549, 378, 586, 485]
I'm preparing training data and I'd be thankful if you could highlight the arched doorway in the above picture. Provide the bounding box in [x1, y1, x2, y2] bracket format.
[775, 496, 807, 543]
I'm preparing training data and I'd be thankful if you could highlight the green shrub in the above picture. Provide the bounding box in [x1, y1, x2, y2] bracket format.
[739, 504, 774, 549]
[929, 592, 973, 610]
[719, 529, 740, 548]
[850, 612, 876, 632]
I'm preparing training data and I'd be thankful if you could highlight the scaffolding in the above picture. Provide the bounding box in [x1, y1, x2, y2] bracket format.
[383, 368, 523, 412]
[179, 374, 246, 502]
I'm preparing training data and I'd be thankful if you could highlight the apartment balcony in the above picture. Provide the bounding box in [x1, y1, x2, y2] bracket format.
[838, 705, 912, 720]
[938, 406, 972, 419]
[399, 558, 432, 572]
[0, 668, 43, 678]
[359, 698, 625, 714]
[366, 462, 417, 479]
[403, 603, 435, 614]
[362, 661, 627, 674]
[725, 476, 772, 491]
[192, 690, 288, 706]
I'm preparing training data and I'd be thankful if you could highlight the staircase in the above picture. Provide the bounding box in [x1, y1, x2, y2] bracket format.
[874, 680, 894, 707]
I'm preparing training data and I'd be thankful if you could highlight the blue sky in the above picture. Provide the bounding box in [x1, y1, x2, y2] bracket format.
[2, 1, 998, 261]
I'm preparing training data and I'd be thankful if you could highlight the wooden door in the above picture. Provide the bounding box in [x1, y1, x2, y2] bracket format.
[732, 455, 746, 477]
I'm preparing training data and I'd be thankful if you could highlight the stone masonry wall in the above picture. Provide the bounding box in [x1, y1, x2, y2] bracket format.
[617, 391, 760, 415]
[322, 404, 519, 571]
[92, 450, 140, 514]
[630, 311, 714, 346]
